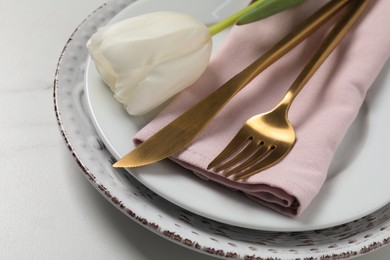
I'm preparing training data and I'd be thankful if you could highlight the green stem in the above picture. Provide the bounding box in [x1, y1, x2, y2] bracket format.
[208, 0, 267, 36]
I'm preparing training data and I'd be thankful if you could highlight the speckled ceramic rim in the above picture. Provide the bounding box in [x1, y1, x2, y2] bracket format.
[53, 0, 390, 259]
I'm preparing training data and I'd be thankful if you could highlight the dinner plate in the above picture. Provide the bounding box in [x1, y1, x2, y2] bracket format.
[54, 0, 390, 258]
[84, 0, 390, 231]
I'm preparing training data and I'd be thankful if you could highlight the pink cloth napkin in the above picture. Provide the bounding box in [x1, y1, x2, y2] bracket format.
[134, 0, 390, 216]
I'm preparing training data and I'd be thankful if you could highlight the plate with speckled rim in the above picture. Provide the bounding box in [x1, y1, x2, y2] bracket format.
[84, 0, 390, 232]
[54, 0, 390, 259]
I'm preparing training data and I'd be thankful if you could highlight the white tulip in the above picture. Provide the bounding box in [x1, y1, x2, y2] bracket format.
[87, 12, 212, 116]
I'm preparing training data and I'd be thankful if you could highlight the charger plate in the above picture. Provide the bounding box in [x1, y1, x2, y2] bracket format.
[54, 0, 390, 258]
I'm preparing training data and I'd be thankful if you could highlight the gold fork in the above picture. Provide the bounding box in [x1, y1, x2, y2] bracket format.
[114, 0, 354, 168]
[207, 0, 371, 181]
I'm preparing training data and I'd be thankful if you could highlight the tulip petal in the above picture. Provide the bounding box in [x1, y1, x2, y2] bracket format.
[121, 41, 212, 115]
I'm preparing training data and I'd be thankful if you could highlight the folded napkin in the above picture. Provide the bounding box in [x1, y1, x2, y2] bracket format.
[134, 0, 390, 216]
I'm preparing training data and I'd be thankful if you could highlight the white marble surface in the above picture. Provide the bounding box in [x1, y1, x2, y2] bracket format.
[0, 0, 388, 259]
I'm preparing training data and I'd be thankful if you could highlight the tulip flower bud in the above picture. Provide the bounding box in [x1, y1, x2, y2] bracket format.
[87, 12, 212, 116]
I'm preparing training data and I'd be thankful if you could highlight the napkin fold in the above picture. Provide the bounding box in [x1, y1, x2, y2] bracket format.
[134, 0, 390, 216]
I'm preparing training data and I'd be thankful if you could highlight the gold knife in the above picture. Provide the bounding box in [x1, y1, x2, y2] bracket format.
[113, 0, 354, 168]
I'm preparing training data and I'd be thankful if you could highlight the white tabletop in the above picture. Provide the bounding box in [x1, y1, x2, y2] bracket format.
[0, 0, 388, 259]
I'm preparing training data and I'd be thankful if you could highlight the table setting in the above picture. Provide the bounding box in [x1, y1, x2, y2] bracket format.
[1, 0, 390, 259]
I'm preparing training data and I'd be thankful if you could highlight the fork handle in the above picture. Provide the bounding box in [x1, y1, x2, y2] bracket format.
[278, 0, 372, 113]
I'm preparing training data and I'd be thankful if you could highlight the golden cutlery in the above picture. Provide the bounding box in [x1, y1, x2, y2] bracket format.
[114, 0, 355, 168]
[208, 0, 371, 180]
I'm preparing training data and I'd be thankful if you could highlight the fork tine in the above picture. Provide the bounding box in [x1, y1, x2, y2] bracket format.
[207, 129, 249, 170]
[233, 149, 286, 181]
[223, 143, 272, 177]
[214, 141, 258, 173]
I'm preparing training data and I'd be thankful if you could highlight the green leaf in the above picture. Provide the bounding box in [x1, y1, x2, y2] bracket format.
[236, 0, 306, 25]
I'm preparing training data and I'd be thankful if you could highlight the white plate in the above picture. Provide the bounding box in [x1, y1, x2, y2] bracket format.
[84, 0, 390, 231]
[54, 0, 390, 258]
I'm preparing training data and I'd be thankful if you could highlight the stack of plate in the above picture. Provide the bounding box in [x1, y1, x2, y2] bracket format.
[54, 0, 390, 259]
